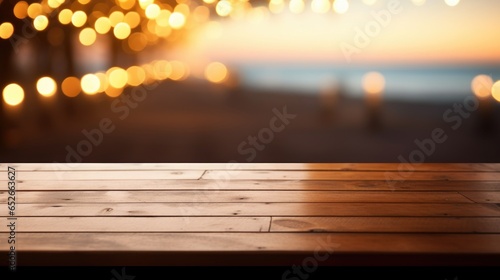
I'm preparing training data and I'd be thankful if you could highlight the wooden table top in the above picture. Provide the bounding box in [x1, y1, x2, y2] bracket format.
[1, 163, 500, 266]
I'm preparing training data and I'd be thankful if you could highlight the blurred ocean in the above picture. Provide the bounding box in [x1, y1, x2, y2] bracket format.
[238, 64, 500, 102]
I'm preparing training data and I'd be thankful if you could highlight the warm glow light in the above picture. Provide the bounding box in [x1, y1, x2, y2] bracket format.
[444, 0, 460, 7]
[289, 0, 305, 14]
[27, 3, 43, 19]
[169, 12, 186, 29]
[124, 11, 141, 28]
[13, 1, 29, 19]
[362, 72, 385, 95]
[492, 81, 500, 103]
[109, 11, 125, 27]
[61, 77, 81, 97]
[471, 75, 493, 99]
[95, 17, 111, 34]
[311, 0, 330, 14]
[81, 74, 101, 95]
[216, 0, 233, 17]
[48, 0, 65, 9]
[79, 28, 97, 46]
[114, 22, 131, 39]
[118, 0, 136, 10]
[269, 0, 285, 14]
[95, 72, 109, 93]
[104, 86, 123, 98]
[153, 60, 172, 80]
[127, 66, 146, 86]
[204, 0, 216, 4]
[36, 77, 57, 97]
[205, 62, 228, 84]
[169, 61, 188, 81]
[128, 32, 148, 52]
[412, 0, 426, 6]
[108, 68, 128, 88]
[78, 0, 91, 4]
[0, 22, 14, 39]
[2, 84, 24, 106]
[333, 0, 349, 14]
[33, 15, 49, 31]
[139, 0, 154, 9]
[145, 4, 161, 19]
[58, 9, 73, 25]
[156, 10, 171, 27]
[71, 11, 87, 28]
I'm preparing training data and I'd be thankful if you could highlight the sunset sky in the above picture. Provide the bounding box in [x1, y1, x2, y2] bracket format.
[169, 0, 500, 66]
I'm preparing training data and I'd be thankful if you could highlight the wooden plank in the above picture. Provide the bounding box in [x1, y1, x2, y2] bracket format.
[2, 170, 204, 181]
[13, 179, 500, 191]
[460, 192, 500, 203]
[0, 217, 270, 232]
[203, 170, 500, 181]
[3, 163, 500, 171]
[271, 217, 500, 233]
[0, 190, 472, 203]
[10, 203, 500, 217]
[11, 232, 500, 254]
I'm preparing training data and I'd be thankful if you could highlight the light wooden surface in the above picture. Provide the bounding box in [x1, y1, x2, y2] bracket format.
[1, 163, 500, 266]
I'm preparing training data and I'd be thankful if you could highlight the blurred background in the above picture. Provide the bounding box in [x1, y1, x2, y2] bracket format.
[0, 0, 499, 163]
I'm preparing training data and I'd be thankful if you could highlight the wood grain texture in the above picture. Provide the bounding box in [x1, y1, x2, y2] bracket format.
[0, 217, 270, 232]
[203, 170, 500, 181]
[0, 190, 472, 203]
[10, 203, 500, 217]
[3, 170, 204, 181]
[0, 163, 498, 266]
[13, 232, 500, 254]
[271, 217, 500, 233]
[13, 179, 500, 191]
[460, 192, 500, 203]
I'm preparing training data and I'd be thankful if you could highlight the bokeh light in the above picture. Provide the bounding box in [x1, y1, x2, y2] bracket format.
[205, 62, 228, 84]
[33, 15, 49, 31]
[108, 67, 128, 88]
[127, 66, 147, 86]
[333, 0, 349, 14]
[58, 9, 73, 25]
[13, 1, 29, 19]
[289, 0, 305, 14]
[95, 17, 111, 34]
[0, 22, 14, 40]
[471, 75, 493, 99]
[81, 74, 101, 95]
[114, 22, 131, 39]
[36, 77, 57, 97]
[79, 28, 97, 46]
[71, 11, 88, 28]
[492, 81, 500, 103]
[311, 0, 331, 14]
[216, 0, 233, 17]
[362, 72, 385, 95]
[61, 77, 81, 97]
[27, 3, 43, 19]
[169, 12, 186, 29]
[444, 0, 460, 7]
[2, 84, 24, 106]
[145, 4, 161, 19]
